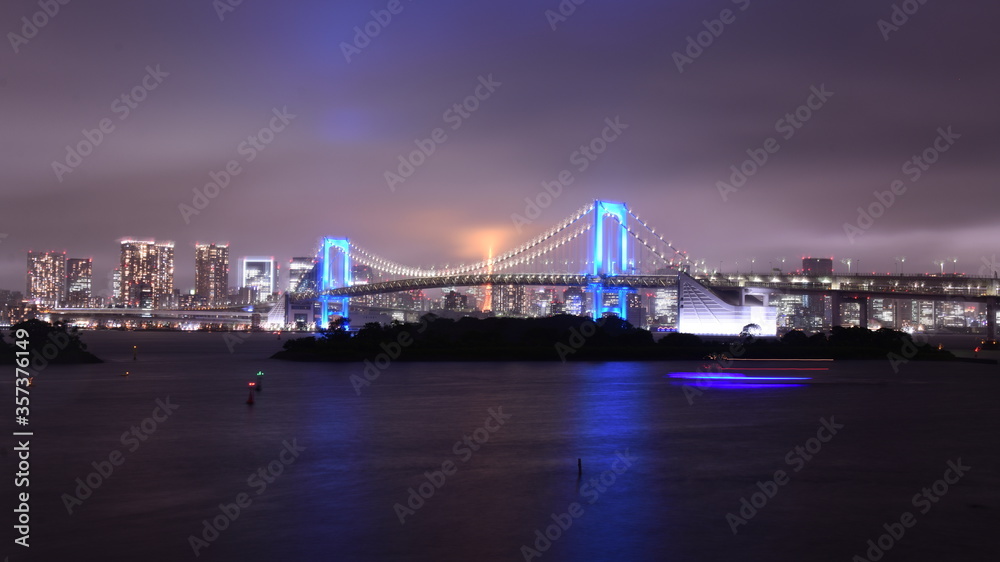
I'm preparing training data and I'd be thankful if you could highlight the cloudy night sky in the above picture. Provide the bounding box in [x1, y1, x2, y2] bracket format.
[2, 0, 998, 292]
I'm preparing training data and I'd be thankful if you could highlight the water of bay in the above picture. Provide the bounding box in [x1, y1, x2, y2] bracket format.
[12, 331, 999, 561]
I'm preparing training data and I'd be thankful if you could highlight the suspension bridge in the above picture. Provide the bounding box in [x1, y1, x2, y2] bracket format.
[270, 198, 1000, 337]
[285, 200, 780, 335]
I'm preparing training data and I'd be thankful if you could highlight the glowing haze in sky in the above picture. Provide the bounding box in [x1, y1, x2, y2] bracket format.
[2, 0, 999, 291]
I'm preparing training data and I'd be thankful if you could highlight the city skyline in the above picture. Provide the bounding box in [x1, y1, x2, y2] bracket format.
[11, 225, 990, 299]
[2, 1, 999, 292]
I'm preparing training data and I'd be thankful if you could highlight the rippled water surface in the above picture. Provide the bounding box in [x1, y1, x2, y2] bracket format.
[10, 331, 1000, 561]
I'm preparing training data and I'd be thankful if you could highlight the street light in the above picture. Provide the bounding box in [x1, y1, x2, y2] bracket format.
[840, 258, 853, 275]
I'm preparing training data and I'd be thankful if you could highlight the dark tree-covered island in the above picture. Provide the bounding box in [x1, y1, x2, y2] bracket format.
[272, 314, 955, 362]
[2, 319, 102, 366]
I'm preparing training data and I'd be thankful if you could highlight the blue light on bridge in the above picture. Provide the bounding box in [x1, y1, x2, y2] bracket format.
[319, 237, 351, 329]
[591, 200, 630, 320]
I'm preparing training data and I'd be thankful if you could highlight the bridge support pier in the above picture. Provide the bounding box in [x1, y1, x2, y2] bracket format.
[859, 296, 869, 329]
[988, 298, 997, 341]
[589, 282, 603, 321]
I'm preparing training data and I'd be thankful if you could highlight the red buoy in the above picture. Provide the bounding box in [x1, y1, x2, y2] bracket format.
[247, 382, 256, 404]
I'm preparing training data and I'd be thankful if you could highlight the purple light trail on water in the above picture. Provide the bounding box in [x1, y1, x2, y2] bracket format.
[665, 373, 812, 381]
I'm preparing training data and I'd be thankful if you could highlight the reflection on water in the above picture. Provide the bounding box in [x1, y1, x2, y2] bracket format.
[19, 331, 1000, 561]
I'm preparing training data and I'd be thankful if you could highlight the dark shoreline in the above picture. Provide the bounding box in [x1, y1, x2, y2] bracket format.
[270, 315, 959, 363]
[271, 347, 961, 362]
[2, 320, 103, 365]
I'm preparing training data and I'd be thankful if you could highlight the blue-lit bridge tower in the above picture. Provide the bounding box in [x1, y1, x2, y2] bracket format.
[590, 200, 631, 320]
[317, 237, 351, 329]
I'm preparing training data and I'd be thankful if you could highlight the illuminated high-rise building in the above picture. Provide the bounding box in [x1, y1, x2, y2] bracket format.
[444, 290, 468, 311]
[493, 285, 525, 316]
[871, 298, 895, 328]
[66, 258, 93, 308]
[525, 288, 558, 317]
[111, 268, 121, 305]
[153, 242, 175, 308]
[288, 257, 316, 293]
[195, 243, 230, 306]
[0, 290, 23, 324]
[773, 294, 807, 331]
[119, 240, 154, 307]
[26, 251, 66, 307]
[563, 286, 585, 316]
[652, 287, 678, 326]
[626, 292, 646, 327]
[119, 240, 174, 308]
[241, 256, 277, 303]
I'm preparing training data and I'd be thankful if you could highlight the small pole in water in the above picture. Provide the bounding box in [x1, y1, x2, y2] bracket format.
[256, 370, 264, 391]
[132, 345, 137, 361]
[247, 382, 255, 404]
[578, 458, 582, 475]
